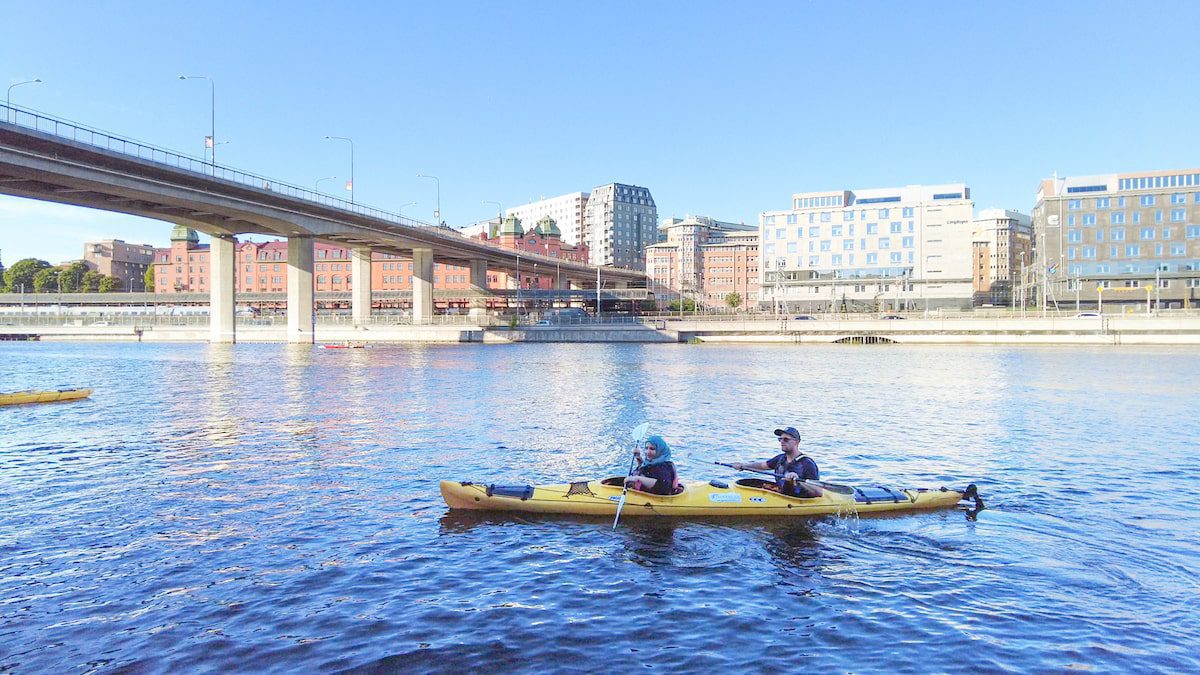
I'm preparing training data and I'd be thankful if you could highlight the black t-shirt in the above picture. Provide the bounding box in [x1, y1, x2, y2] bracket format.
[636, 462, 677, 495]
[766, 453, 819, 497]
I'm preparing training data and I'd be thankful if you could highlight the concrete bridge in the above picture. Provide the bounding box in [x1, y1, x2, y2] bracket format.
[0, 104, 646, 342]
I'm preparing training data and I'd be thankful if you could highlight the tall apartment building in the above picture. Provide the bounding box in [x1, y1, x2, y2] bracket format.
[759, 184, 975, 312]
[646, 215, 758, 307]
[83, 239, 156, 291]
[1032, 169, 1200, 309]
[582, 183, 658, 269]
[971, 209, 1032, 307]
[505, 192, 589, 247]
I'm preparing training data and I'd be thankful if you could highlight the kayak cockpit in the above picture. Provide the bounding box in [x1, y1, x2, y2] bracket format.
[600, 476, 687, 497]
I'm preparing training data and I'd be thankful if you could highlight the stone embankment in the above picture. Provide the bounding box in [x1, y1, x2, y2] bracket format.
[3, 316, 1199, 345]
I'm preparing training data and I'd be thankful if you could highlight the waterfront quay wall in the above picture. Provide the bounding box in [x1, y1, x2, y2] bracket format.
[675, 316, 1200, 345]
[3, 316, 1200, 345]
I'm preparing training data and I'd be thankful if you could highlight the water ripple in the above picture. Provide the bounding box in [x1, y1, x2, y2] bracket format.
[1, 342, 1197, 672]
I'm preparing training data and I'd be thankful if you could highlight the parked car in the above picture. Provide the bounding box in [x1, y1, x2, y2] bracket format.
[1071, 312, 1102, 318]
[792, 315, 817, 320]
[91, 321, 110, 326]
[879, 314, 905, 320]
[534, 320, 552, 326]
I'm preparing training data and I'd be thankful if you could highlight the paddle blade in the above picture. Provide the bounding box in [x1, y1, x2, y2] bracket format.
[630, 422, 649, 442]
[612, 491, 629, 529]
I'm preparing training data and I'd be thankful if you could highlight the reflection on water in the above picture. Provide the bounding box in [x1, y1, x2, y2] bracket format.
[1, 342, 1198, 672]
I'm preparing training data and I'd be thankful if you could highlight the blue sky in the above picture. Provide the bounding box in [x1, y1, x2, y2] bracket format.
[3, 0, 1198, 264]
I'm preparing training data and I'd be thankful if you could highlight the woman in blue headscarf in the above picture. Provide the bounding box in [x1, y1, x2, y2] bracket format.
[624, 435, 678, 495]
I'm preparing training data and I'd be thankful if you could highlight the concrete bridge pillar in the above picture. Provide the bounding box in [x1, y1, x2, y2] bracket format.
[412, 248, 433, 324]
[210, 234, 236, 344]
[287, 236, 314, 343]
[351, 246, 372, 327]
[468, 259, 489, 318]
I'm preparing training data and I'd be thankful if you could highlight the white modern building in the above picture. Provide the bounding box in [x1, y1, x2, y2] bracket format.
[759, 183, 975, 312]
[505, 192, 590, 247]
[582, 183, 658, 269]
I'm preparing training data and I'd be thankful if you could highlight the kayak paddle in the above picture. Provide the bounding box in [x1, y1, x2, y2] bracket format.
[712, 461, 855, 496]
[613, 422, 650, 529]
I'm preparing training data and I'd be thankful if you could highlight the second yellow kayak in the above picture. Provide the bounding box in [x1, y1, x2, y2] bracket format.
[0, 388, 93, 406]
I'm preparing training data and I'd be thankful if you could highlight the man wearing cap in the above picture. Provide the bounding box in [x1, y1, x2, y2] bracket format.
[731, 427, 821, 498]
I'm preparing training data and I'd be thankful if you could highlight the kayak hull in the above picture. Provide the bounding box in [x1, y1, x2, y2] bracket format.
[0, 388, 93, 406]
[440, 477, 972, 517]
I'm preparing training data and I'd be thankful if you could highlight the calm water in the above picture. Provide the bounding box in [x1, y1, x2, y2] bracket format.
[1, 342, 1198, 673]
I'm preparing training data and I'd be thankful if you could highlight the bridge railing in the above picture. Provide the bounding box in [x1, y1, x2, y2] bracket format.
[2, 102, 647, 278]
[1, 102, 444, 230]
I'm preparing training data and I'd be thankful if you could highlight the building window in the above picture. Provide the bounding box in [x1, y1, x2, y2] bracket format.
[866, 253, 878, 264]
[1111, 228, 1126, 241]
[1068, 200, 1082, 210]
[1170, 209, 1186, 222]
[1082, 246, 1096, 259]
[1141, 195, 1155, 206]
[866, 223, 878, 234]
[843, 240, 855, 251]
[1068, 215, 1076, 226]
[1171, 193, 1186, 204]
[1095, 197, 1110, 209]
[1082, 214, 1097, 226]
[1111, 212, 1125, 224]
[878, 237, 891, 249]
[1068, 229, 1082, 243]
[1125, 245, 1140, 257]
[1140, 227, 1155, 240]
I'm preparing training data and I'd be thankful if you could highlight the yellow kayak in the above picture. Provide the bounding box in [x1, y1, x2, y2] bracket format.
[441, 476, 981, 518]
[0, 388, 93, 406]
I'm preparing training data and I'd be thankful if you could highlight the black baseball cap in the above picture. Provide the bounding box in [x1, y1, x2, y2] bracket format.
[774, 427, 801, 441]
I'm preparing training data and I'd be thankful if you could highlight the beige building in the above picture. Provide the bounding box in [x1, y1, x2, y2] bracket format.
[759, 184, 975, 312]
[83, 238, 156, 291]
[1032, 169, 1200, 309]
[971, 209, 1032, 307]
[646, 215, 758, 308]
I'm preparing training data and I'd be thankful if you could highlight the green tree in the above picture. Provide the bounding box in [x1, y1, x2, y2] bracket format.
[58, 261, 88, 293]
[3, 258, 52, 293]
[667, 299, 696, 312]
[81, 270, 104, 293]
[725, 292, 743, 310]
[33, 267, 59, 292]
[144, 265, 155, 292]
[98, 275, 120, 293]
[0, 260, 6, 291]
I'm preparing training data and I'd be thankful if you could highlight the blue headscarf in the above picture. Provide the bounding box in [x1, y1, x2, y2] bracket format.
[641, 435, 673, 467]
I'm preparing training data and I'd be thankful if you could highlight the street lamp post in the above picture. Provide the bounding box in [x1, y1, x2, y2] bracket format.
[482, 200, 502, 231]
[314, 175, 338, 193]
[324, 136, 355, 203]
[5, 78, 42, 123]
[420, 171, 444, 224]
[178, 76, 215, 173]
[398, 201, 417, 219]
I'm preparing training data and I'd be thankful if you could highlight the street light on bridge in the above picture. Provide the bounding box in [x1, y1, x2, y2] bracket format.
[5, 78, 41, 123]
[314, 175, 339, 193]
[398, 201, 417, 219]
[417, 174, 440, 225]
[177, 75, 215, 172]
[324, 136, 355, 203]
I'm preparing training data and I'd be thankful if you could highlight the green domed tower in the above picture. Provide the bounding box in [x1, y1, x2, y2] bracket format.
[498, 214, 524, 237]
[532, 216, 561, 238]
